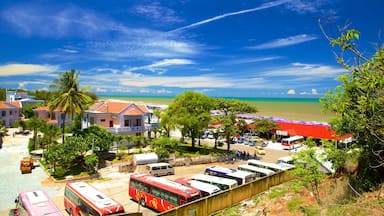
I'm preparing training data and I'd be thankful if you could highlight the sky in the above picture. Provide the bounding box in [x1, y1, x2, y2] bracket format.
[0, 0, 383, 98]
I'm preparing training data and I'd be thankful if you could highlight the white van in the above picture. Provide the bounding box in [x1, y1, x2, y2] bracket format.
[146, 162, 175, 176]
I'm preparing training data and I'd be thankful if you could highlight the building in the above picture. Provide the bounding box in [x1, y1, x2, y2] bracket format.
[6, 89, 44, 105]
[82, 100, 153, 136]
[0, 101, 22, 127]
[33, 106, 71, 126]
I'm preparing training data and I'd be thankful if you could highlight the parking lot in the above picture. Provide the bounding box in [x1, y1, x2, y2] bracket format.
[0, 129, 293, 215]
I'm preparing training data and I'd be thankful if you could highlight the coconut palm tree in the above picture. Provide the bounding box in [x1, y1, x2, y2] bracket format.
[27, 117, 46, 150]
[49, 69, 93, 143]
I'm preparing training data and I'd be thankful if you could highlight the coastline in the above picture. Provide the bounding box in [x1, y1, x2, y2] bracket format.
[99, 95, 334, 123]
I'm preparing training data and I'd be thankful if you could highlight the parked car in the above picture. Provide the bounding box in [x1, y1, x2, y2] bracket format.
[255, 146, 266, 155]
[250, 136, 264, 143]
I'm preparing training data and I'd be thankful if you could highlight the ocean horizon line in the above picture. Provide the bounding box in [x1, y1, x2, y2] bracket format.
[97, 94, 321, 103]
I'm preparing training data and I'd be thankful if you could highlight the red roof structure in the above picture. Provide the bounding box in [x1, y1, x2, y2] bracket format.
[276, 121, 351, 141]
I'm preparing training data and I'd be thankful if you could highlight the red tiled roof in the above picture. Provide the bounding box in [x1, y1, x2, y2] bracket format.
[0, 101, 21, 109]
[123, 107, 144, 116]
[34, 106, 50, 111]
[89, 100, 149, 114]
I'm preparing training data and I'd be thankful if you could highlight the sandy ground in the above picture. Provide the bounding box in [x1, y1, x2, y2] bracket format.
[0, 128, 292, 215]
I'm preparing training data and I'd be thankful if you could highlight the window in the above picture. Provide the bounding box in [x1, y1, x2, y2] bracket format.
[125, 119, 130, 127]
[100, 119, 106, 122]
[1, 111, 6, 117]
[136, 119, 141, 126]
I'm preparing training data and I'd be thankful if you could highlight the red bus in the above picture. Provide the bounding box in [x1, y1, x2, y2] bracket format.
[64, 181, 125, 216]
[10, 189, 63, 216]
[129, 173, 201, 212]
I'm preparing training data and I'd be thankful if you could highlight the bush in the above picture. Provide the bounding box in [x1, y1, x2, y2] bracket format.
[53, 167, 69, 179]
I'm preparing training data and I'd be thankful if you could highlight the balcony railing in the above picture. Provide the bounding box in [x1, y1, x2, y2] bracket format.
[106, 125, 153, 134]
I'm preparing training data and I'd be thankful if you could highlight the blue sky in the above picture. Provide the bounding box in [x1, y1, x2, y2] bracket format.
[0, 0, 383, 98]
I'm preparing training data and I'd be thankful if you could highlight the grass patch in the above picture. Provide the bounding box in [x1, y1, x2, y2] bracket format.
[268, 187, 289, 199]
[175, 144, 232, 157]
[213, 205, 240, 216]
[287, 197, 303, 211]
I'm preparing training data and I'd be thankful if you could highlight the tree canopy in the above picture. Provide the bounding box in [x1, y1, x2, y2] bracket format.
[320, 26, 384, 191]
[166, 91, 213, 147]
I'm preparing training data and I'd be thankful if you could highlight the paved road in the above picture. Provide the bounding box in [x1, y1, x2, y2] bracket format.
[0, 131, 62, 214]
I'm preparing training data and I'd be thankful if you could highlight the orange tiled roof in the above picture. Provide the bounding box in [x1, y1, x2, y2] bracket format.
[88, 100, 150, 114]
[123, 107, 144, 116]
[34, 106, 50, 111]
[0, 101, 21, 109]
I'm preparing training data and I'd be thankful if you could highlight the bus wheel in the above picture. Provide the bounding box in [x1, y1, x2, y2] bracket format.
[140, 198, 146, 207]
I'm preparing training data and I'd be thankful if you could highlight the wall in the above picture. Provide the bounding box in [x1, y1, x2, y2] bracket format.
[159, 171, 293, 216]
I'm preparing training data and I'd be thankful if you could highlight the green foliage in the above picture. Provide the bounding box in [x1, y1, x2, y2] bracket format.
[252, 118, 279, 139]
[48, 69, 94, 143]
[212, 98, 257, 151]
[287, 197, 303, 212]
[291, 138, 326, 204]
[214, 205, 240, 216]
[268, 187, 288, 199]
[166, 91, 213, 147]
[22, 103, 43, 118]
[76, 125, 114, 151]
[321, 28, 384, 192]
[27, 117, 46, 150]
[84, 154, 99, 172]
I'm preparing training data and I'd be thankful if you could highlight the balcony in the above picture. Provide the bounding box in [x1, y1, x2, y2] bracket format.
[106, 125, 152, 134]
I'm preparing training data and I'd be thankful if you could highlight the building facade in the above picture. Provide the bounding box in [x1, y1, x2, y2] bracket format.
[82, 100, 153, 136]
[0, 101, 22, 127]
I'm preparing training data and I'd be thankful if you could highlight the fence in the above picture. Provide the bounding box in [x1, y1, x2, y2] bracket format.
[159, 171, 293, 216]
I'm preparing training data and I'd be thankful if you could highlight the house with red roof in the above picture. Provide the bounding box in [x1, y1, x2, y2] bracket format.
[82, 99, 151, 136]
[33, 106, 71, 126]
[0, 101, 22, 127]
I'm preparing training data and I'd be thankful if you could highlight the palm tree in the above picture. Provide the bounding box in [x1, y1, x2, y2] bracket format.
[49, 69, 93, 143]
[27, 117, 46, 150]
[0, 122, 8, 149]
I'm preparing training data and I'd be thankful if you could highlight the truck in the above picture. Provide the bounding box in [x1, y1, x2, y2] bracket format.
[20, 157, 34, 174]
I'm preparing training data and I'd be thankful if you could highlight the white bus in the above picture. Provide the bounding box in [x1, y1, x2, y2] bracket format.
[191, 174, 238, 190]
[281, 135, 304, 150]
[174, 177, 221, 197]
[237, 164, 275, 178]
[247, 159, 288, 172]
[204, 165, 257, 185]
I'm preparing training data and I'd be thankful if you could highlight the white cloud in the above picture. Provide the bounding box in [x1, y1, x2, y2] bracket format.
[156, 89, 172, 94]
[223, 56, 282, 65]
[0, 63, 58, 76]
[284, 0, 328, 14]
[261, 62, 346, 78]
[129, 59, 194, 73]
[169, 0, 288, 32]
[1, 4, 126, 38]
[311, 88, 318, 95]
[133, 3, 182, 25]
[95, 87, 107, 92]
[249, 34, 317, 50]
[287, 89, 296, 95]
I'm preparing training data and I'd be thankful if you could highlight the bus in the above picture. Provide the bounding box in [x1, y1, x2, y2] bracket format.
[64, 181, 125, 216]
[237, 164, 275, 178]
[129, 173, 201, 212]
[191, 174, 238, 190]
[204, 165, 257, 185]
[247, 159, 287, 172]
[11, 189, 63, 216]
[281, 135, 304, 149]
[174, 177, 221, 197]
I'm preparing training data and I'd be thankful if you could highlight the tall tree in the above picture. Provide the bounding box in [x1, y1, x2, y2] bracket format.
[252, 118, 279, 139]
[49, 69, 93, 143]
[213, 98, 257, 151]
[320, 24, 384, 191]
[0, 122, 8, 149]
[26, 117, 46, 150]
[166, 91, 213, 147]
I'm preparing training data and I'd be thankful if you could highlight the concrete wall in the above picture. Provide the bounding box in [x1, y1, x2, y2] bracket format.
[159, 171, 293, 216]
